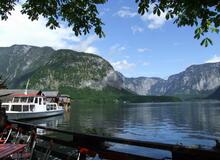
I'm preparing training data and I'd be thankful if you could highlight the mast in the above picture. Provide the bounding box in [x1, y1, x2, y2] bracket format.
[24, 79, 30, 95]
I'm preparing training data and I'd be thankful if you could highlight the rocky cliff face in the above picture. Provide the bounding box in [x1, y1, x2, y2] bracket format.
[0, 45, 126, 92]
[0, 45, 54, 87]
[121, 76, 165, 95]
[29, 49, 118, 90]
[1, 45, 220, 98]
[117, 62, 220, 97]
[161, 63, 220, 96]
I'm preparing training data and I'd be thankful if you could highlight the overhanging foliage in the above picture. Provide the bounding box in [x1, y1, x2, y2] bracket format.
[0, 0, 219, 46]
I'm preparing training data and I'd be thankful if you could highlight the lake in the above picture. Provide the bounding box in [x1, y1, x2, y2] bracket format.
[27, 101, 220, 158]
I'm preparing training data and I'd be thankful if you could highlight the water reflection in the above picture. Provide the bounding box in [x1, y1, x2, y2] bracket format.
[27, 101, 220, 147]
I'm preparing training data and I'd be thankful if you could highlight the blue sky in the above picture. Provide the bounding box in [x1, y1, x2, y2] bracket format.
[0, 1, 220, 79]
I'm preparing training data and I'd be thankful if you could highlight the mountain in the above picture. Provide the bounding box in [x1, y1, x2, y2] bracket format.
[161, 63, 220, 97]
[1, 45, 220, 99]
[0, 45, 121, 90]
[117, 72, 165, 95]
[0, 45, 54, 88]
[0, 45, 181, 103]
[207, 86, 220, 100]
[121, 63, 220, 98]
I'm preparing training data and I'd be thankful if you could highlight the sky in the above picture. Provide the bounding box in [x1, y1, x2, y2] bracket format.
[0, 1, 220, 79]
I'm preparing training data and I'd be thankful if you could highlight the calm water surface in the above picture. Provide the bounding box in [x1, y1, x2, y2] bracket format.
[27, 101, 220, 157]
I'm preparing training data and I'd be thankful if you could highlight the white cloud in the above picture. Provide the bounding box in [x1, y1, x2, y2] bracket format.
[0, 5, 99, 54]
[140, 4, 168, 30]
[109, 44, 126, 54]
[206, 55, 220, 63]
[131, 25, 144, 34]
[84, 46, 99, 54]
[137, 48, 151, 53]
[111, 60, 135, 71]
[143, 62, 150, 66]
[72, 35, 100, 54]
[116, 6, 137, 18]
[141, 11, 167, 29]
[116, 5, 168, 30]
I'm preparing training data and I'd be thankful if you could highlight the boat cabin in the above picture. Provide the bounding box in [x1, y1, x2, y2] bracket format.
[1, 94, 46, 112]
[0, 89, 42, 102]
[58, 94, 71, 107]
[42, 91, 59, 103]
[1, 92, 61, 114]
[1, 91, 64, 120]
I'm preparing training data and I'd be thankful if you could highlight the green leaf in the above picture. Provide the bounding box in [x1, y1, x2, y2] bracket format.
[170, 14, 174, 18]
[157, 9, 161, 16]
[165, 14, 169, 20]
[200, 38, 213, 47]
[153, 8, 156, 14]
[211, 27, 219, 33]
[207, 38, 213, 45]
[200, 39, 206, 46]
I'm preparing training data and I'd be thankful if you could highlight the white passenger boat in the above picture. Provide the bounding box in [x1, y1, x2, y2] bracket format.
[1, 93, 64, 120]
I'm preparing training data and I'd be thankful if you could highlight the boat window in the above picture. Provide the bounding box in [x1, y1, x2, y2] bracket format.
[35, 98, 38, 104]
[20, 97, 28, 102]
[43, 98, 46, 105]
[39, 98, 42, 105]
[46, 104, 52, 111]
[23, 105, 29, 111]
[13, 97, 20, 103]
[1, 105, 9, 111]
[28, 97, 34, 103]
[11, 105, 22, 112]
[30, 105, 35, 111]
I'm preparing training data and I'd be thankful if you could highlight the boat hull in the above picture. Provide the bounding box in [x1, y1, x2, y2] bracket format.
[6, 110, 64, 120]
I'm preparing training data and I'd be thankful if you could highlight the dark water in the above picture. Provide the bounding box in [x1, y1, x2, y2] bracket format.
[27, 101, 220, 158]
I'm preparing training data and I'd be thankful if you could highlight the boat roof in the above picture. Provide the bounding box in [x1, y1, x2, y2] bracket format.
[13, 93, 43, 97]
[60, 94, 71, 98]
[0, 89, 41, 96]
[42, 91, 59, 97]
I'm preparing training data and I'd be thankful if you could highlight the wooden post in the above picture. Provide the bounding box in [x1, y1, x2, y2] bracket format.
[0, 100, 7, 132]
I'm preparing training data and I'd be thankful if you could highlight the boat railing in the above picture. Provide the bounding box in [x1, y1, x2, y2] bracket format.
[8, 120, 220, 160]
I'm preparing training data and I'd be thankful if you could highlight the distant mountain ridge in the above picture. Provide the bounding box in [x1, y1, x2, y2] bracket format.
[159, 63, 220, 97]
[119, 62, 220, 98]
[0, 45, 220, 98]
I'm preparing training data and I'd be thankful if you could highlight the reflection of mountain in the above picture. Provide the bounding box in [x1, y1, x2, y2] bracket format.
[26, 102, 220, 146]
[68, 104, 125, 136]
[30, 102, 220, 146]
[123, 102, 220, 145]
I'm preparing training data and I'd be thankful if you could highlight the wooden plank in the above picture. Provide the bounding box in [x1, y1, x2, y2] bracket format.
[35, 143, 157, 160]
[37, 135, 74, 147]
[0, 144, 26, 159]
